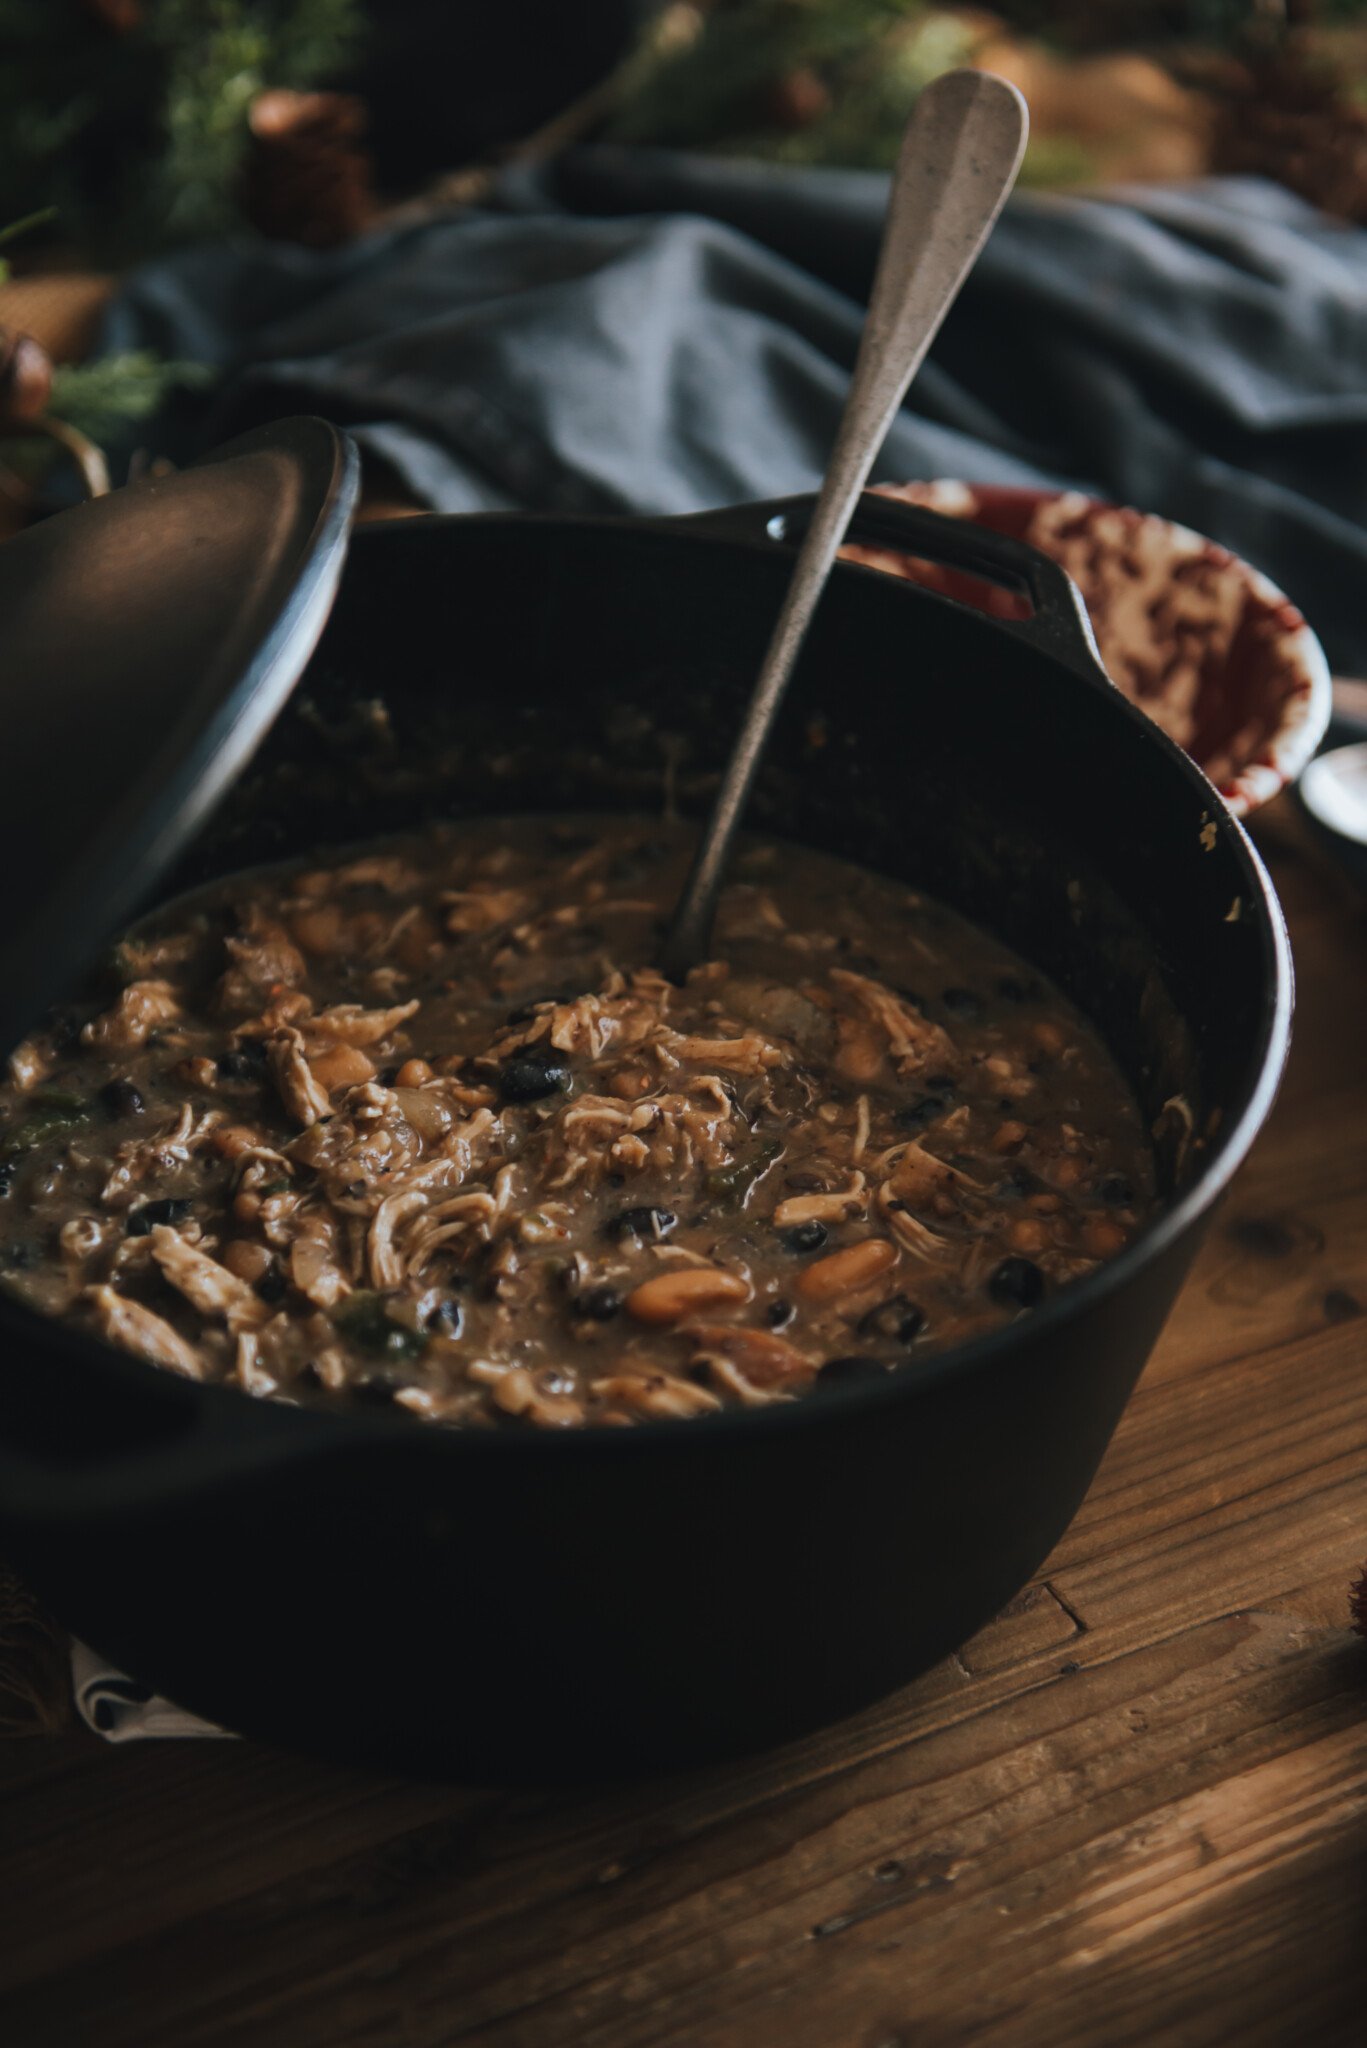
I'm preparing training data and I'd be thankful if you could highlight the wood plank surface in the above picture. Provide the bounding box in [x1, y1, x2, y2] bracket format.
[1, 795, 1365, 2048]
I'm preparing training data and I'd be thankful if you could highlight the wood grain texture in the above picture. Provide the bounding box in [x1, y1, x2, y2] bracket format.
[1, 795, 1365, 2048]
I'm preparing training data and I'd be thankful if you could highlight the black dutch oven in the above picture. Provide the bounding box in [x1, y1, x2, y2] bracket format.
[0, 422, 1290, 1782]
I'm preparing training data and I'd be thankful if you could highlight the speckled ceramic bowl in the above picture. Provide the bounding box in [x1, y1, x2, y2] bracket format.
[843, 482, 1331, 818]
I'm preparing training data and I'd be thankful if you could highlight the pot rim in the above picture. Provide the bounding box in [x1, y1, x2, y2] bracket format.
[0, 504, 1294, 1467]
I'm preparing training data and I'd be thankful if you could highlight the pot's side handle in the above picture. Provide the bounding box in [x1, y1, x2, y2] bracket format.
[0, 1368, 346, 1534]
[674, 492, 1110, 685]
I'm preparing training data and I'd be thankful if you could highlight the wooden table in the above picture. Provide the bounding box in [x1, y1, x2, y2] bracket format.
[1, 797, 1365, 2048]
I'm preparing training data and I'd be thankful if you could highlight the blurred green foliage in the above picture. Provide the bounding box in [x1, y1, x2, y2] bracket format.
[606, 2, 1040, 174]
[48, 352, 213, 441]
[0, 0, 363, 261]
[604, 0, 1367, 175]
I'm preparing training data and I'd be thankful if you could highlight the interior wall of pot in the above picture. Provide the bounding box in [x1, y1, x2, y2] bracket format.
[167, 516, 1276, 1198]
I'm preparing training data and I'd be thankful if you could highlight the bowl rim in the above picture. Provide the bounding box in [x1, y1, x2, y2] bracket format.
[1299, 737, 1367, 849]
[861, 478, 1334, 821]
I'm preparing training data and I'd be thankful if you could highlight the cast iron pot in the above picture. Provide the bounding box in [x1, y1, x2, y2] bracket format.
[0, 494, 1290, 1782]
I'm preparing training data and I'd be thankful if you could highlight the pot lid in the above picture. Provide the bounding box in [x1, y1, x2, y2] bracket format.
[0, 416, 359, 1057]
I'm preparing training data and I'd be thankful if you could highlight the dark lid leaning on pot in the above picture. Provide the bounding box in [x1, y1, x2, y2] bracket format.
[0, 416, 360, 1056]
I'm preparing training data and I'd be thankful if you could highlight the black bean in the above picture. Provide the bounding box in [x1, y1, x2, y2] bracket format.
[255, 1266, 287, 1304]
[0, 1162, 13, 1199]
[781, 1219, 828, 1254]
[816, 1355, 887, 1389]
[100, 1078, 145, 1117]
[893, 1095, 949, 1133]
[766, 1299, 795, 1329]
[988, 1256, 1046, 1309]
[127, 1198, 193, 1236]
[607, 1206, 676, 1243]
[217, 1047, 265, 1081]
[857, 1293, 925, 1345]
[427, 1299, 464, 1338]
[1096, 1173, 1134, 1207]
[996, 1164, 1042, 1201]
[499, 1052, 571, 1103]
[940, 987, 981, 1018]
[581, 1286, 623, 1321]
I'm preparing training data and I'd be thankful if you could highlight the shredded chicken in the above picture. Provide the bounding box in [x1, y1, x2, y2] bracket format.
[232, 1330, 280, 1397]
[82, 980, 183, 1051]
[443, 885, 533, 934]
[288, 1210, 352, 1309]
[828, 968, 959, 1079]
[884, 1141, 981, 1210]
[877, 1181, 956, 1259]
[149, 1225, 269, 1330]
[546, 1083, 738, 1189]
[467, 1359, 585, 1426]
[405, 1190, 501, 1274]
[87, 1283, 205, 1379]
[267, 1027, 334, 1127]
[589, 1372, 722, 1419]
[307, 1001, 421, 1047]
[99, 1102, 220, 1206]
[772, 1174, 868, 1227]
[658, 1031, 782, 1076]
[492, 970, 673, 1063]
[217, 908, 308, 1012]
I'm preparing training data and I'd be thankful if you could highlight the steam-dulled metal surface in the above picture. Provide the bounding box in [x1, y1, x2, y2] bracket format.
[0, 417, 358, 1056]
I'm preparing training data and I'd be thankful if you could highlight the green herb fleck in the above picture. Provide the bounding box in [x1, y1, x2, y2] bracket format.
[704, 1136, 782, 1208]
[333, 1291, 426, 1364]
[1, 1091, 92, 1159]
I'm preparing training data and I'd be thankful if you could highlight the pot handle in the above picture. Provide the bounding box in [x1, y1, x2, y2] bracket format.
[0, 1351, 347, 1533]
[677, 491, 1109, 683]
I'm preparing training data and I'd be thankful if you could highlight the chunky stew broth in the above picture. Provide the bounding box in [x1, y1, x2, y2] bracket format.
[0, 818, 1155, 1426]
